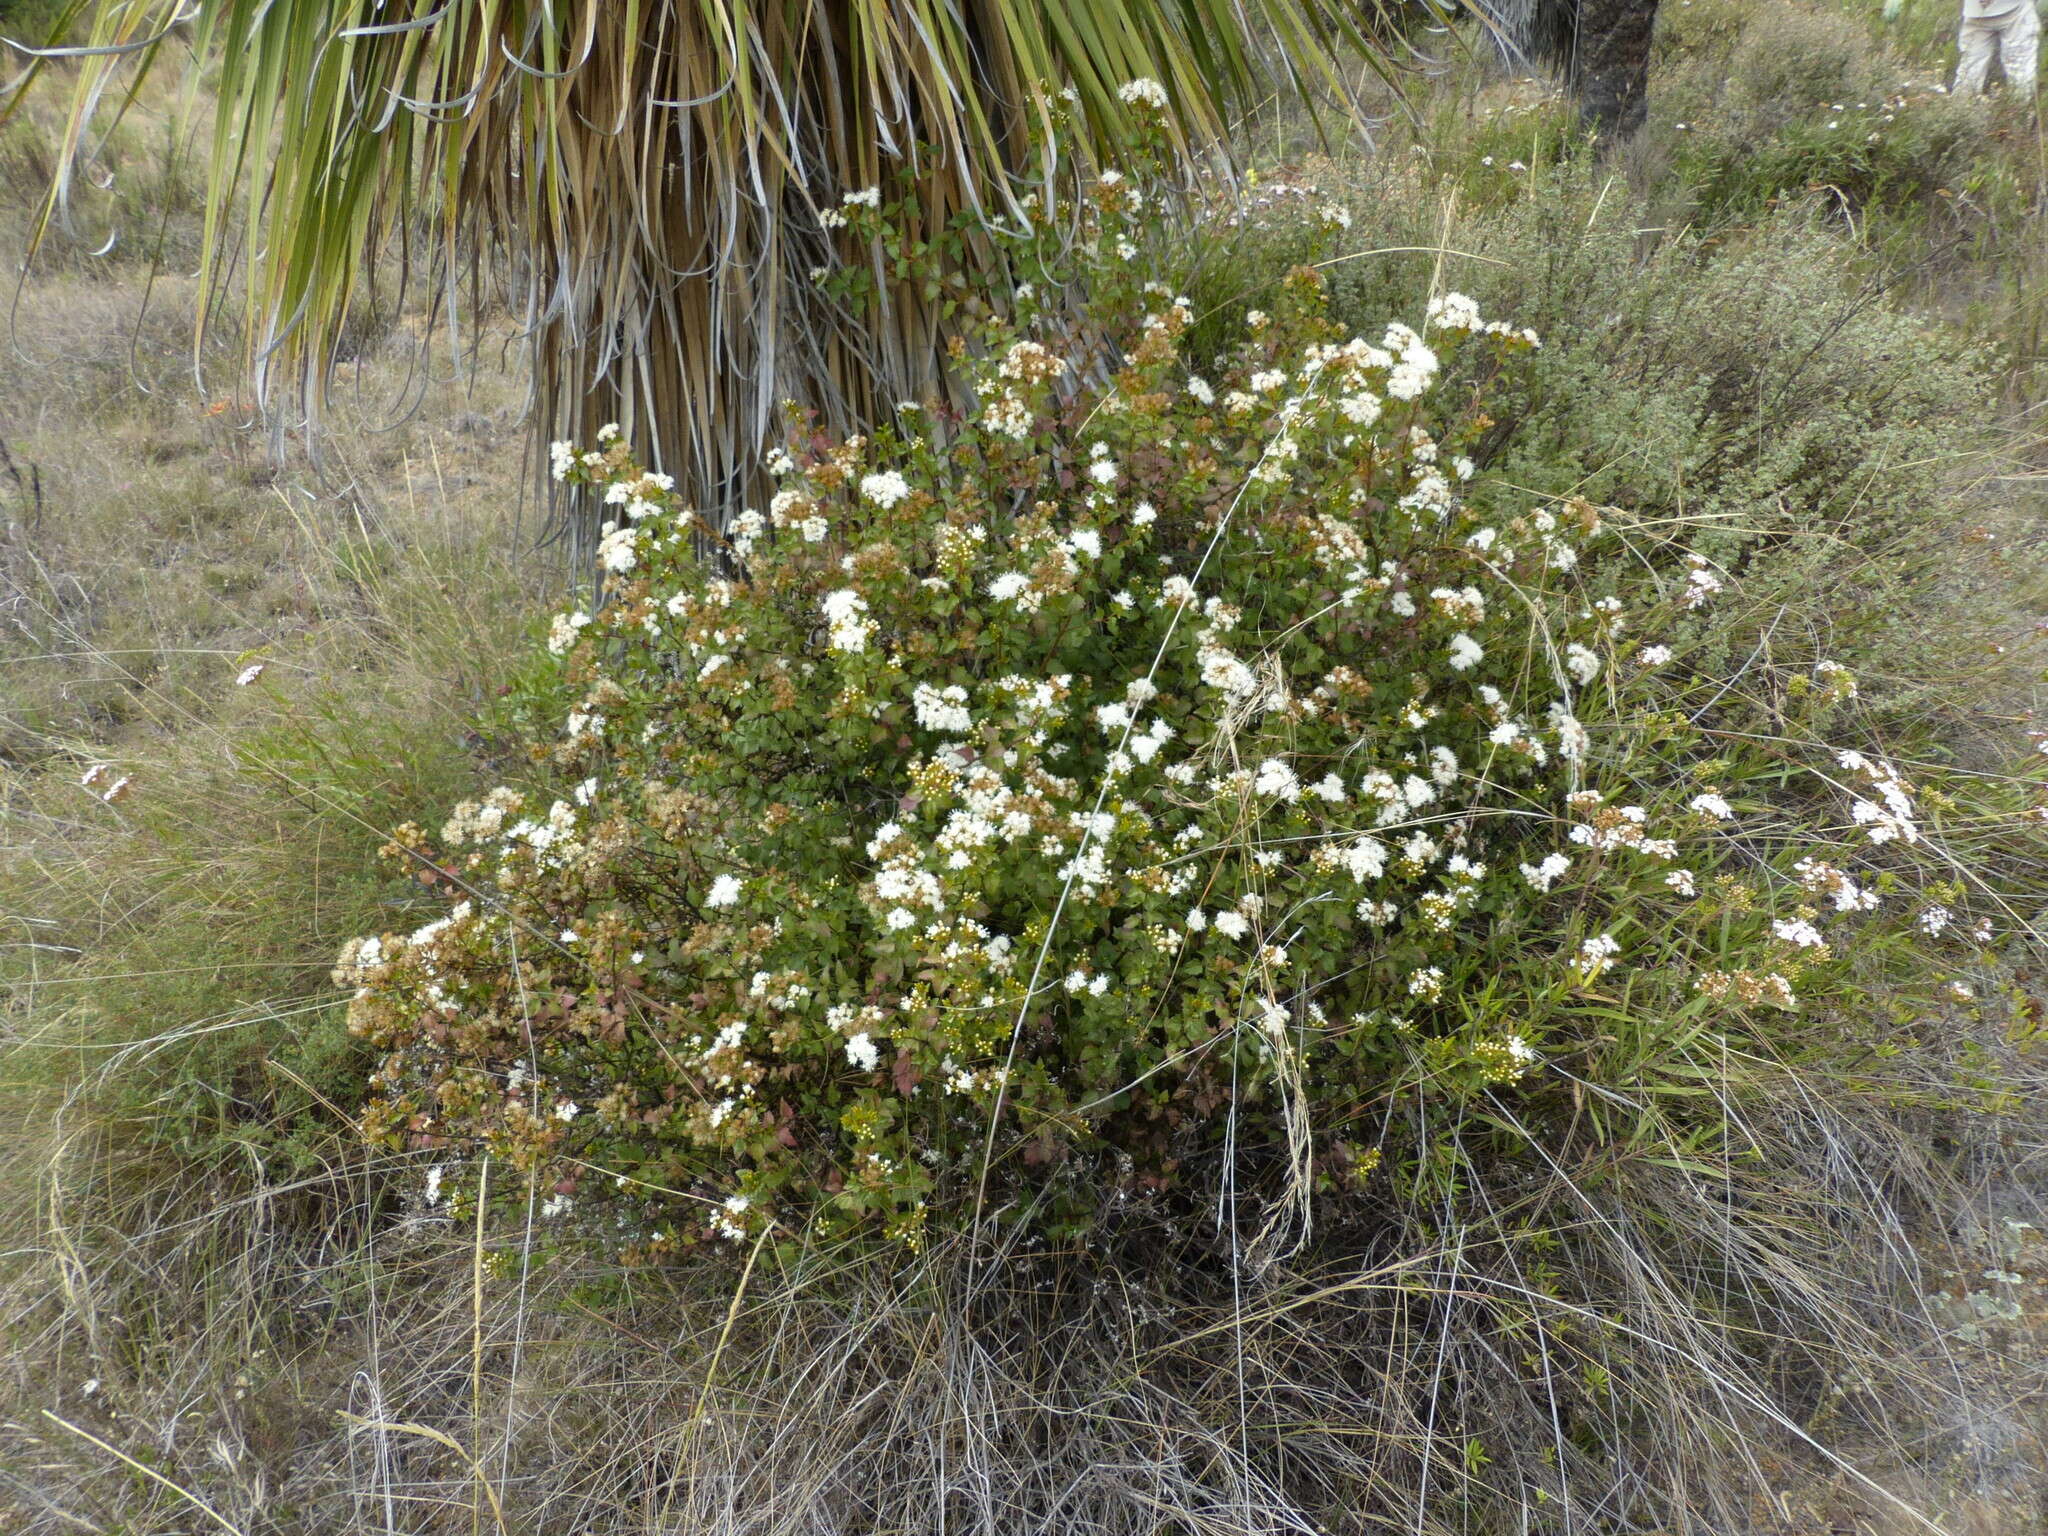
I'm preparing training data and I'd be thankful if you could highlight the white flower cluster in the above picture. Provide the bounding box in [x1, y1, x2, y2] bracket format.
[1682, 554, 1724, 610]
[912, 682, 973, 735]
[1382, 321, 1439, 401]
[548, 609, 591, 655]
[597, 522, 638, 574]
[822, 588, 876, 653]
[865, 821, 951, 931]
[861, 470, 913, 508]
[1565, 789, 1676, 860]
[1772, 917, 1828, 951]
[1836, 750, 1919, 845]
[1794, 857, 1879, 913]
[1425, 291, 1482, 332]
[819, 185, 881, 229]
[1520, 852, 1572, 892]
[1117, 77, 1170, 110]
[1574, 932, 1622, 982]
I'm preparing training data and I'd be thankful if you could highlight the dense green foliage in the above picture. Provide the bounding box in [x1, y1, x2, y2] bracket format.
[341, 136, 2048, 1270]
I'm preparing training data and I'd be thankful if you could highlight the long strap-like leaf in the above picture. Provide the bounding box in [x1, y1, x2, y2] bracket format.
[6, 0, 1407, 542]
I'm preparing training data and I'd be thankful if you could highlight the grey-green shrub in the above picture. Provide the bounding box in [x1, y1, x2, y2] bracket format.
[1207, 163, 2030, 739]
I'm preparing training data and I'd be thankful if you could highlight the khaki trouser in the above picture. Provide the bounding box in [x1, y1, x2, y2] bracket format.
[1958, 5, 2040, 97]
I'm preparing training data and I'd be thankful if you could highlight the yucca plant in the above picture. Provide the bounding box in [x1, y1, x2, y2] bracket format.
[2, 0, 1399, 530]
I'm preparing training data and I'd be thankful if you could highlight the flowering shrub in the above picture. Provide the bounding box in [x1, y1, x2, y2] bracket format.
[337, 101, 2046, 1261]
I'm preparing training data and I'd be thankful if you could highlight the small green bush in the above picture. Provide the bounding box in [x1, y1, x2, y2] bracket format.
[342, 122, 2048, 1269]
[1646, 0, 2006, 236]
[1261, 161, 2030, 736]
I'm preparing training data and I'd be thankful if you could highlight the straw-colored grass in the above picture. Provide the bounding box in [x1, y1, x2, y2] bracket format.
[6, 2, 2048, 1534]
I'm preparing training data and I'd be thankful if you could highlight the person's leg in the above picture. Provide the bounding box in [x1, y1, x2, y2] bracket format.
[1958, 16, 1999, 94]
[2005, 6, 2041, 97]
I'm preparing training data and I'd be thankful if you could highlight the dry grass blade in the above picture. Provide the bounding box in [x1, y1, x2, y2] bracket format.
[334, 1414, 511, 1536]
[41, 1409, 248, 1535]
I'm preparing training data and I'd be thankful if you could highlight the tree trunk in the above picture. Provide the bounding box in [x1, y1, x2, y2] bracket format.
[1570, 0, 1660, 140]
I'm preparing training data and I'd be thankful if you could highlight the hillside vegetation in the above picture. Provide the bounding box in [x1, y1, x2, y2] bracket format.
[5, 1, 2048, 1533]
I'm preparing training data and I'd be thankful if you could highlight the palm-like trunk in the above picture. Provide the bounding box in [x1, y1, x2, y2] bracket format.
[1570, 0, 1659, 138]
[6, 1, 1393, 535]
[1480, 0, 1661, 142]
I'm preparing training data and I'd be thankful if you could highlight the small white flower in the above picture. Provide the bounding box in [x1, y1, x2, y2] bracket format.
[1425, 292, 1482, 332]
[235, 662, 266, 687]
[1814, 659, 1858, 698]
[860, 470, 913, 507]
[706, 874, 743, 909]
[1772, 918, 1827, 950]
[1575, 932, 1621, 980]
[1689, 792, 1734, 821]
[1447, 632, 1484, 671]
[548, 610, 591, 655]
[821, 588, 875, 652]
[1118, 77, 1169, 109]
[846, 1032, 880, 1071]
[913, 682, 973, 735]
[1253, 758, 1301, 800]
[597, 523, 638, 574]
[1683, 559, 1724, 610]
[1339, 392, 1382, 426]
